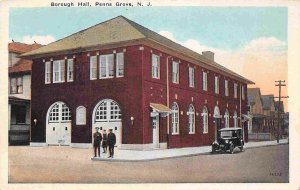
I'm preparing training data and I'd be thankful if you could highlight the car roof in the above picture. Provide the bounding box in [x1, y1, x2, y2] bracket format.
[219, 127, 242, 131]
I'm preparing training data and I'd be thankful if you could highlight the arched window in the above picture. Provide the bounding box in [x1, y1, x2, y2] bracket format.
[171, 102, 179, 134]
[187, 104, 195, 134]
[48, 102, 71, 123]
[76, 106, 86, 125]
[95, 99, 121, 122]
[224, 109, 229, 128]
[233, 111, 238, 128]
[202, 106, 208, 134]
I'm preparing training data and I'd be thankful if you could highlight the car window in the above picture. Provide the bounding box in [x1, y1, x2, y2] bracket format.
[221, 131, 232, 138]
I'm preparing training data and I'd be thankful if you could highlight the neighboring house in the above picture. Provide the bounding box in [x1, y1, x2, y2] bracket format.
[261, 95, 276, 117]
[8, 41, 42, 145]
[275, 101, 288, 136]
[247, 88, 264, 133]
[247, 89, 278, 140]
[21, 16, 253, 150]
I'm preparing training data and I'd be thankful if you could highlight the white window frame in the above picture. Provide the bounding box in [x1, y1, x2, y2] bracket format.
[203, 72, 207, 91]
[45, 61, 51, 84]
[234, 83, 238, 98]
[172, 61, 179, 84]
[151, 54, 160, 79]
[76, 106, 86, 125]
[224, 110, 229, 128]
[225, 80, 229, 96]
[189, 66, 194, 88]
[171, 102, 179, 135]
[233, 111, 238, 128]
[53, 60, 65, 83]
[215, 76, 219, 94]
[99, 54, 114, 79]
[95, 99, 121, 122]
[202, 107, 208, 134]
[48, 102, 71, 123]
[188, 104, 195, 134]
[116, 52, 124, 77]
[90, 56, 97, 80]
[67, 59, 74, 82]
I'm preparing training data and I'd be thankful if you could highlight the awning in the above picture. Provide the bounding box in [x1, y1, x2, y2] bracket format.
[150, 103, 171, 117]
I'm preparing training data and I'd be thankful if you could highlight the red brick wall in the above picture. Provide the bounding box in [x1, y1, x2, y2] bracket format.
[31, 43, 248, 148]
[31, 45, 145, 144]
[141, 45, 248, 148]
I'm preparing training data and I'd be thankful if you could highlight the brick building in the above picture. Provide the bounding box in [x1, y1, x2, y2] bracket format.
[21, 16, 253, 149]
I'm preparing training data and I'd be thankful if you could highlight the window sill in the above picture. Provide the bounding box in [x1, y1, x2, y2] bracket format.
[188, 132, 195, 135]
[67, 80, 74, 82]
[152, 77, 160, 80]
[90, 78, 97, 80]
[171, 133, 179, 135]
[99, 77, 114, 79]
[203, 132, 208, 134]
[53, 81, 65, 84]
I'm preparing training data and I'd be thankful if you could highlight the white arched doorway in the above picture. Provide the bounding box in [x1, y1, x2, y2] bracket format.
[213, 105, 221, 140]
[92, 99, 122, 146]
[46, 101, 72, 145]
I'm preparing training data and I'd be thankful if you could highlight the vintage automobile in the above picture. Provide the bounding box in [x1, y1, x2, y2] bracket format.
[211, 127, 244, 154]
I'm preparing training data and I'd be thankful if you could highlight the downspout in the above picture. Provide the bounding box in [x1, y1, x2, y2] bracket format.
[166, 56, 172, 148]
[240, 84, 245, 141]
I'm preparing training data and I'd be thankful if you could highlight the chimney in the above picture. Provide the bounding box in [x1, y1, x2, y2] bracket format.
[202, 51, 214, 62]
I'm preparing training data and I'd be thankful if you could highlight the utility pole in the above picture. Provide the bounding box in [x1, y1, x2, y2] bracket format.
[274, 80, 289, 143]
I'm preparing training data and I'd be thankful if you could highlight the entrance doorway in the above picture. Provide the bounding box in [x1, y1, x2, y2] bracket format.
[92, 99, 122, 146]
[152, 116, 159, 148]
[46, 102, 71, 145]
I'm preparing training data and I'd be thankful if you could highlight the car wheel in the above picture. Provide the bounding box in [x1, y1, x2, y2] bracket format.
[229, 144, 234, 154]
[212, 146, 215, 154]
[240, 145, 244, 152]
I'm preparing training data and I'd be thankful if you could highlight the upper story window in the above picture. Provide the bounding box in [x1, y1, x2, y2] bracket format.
[53, 60, 65, 83]
[45, 61, 51, 84]
[214, 76, 219, 94]
[116, 52, 124, 77]
[100, 54, 114, 79]
[171, 102, 179, 135]
[225, 80, 229, 96]
[151, 54, 160, 79]
[202, 106, 208, 134]
[189, 66, 194, 88]
[90, 56, 97, 80]
[67, 59, 74, 82]
[172, 61, 179, 84]
[10, 77, 23, 94]
[242, 85, 245, 100]
[188, 104, 195, 134]
[202, 71, 208, 91]
[234, 83, 238, 98]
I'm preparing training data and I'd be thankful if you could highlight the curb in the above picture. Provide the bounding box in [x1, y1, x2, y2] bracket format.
[91, 142, 288, 162]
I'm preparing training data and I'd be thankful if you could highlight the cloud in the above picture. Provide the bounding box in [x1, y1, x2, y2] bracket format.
[158, 31, 177, 42]
[20, 35, 56, 45]
[159, 30, 288, 110]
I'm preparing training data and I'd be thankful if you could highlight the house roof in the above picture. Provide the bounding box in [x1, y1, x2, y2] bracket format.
[261, 95, 274, 110]
[20, 16, 254, 84]
[8, 42, 43, 54]
[247, 88, 261, 104]
[9, 59, 32, 73]
[9, 42, 43, 73]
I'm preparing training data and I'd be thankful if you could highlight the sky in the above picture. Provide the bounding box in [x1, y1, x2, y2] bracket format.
[9, 7, 288, 110]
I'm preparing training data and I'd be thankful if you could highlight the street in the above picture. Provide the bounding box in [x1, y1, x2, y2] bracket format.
[8, 144, 288, 183]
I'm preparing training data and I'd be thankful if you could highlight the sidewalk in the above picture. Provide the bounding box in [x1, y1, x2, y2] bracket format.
[91, 139, 288, 162]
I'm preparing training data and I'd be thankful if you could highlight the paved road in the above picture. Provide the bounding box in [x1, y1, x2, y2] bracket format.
[8, 144, 288, 183]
